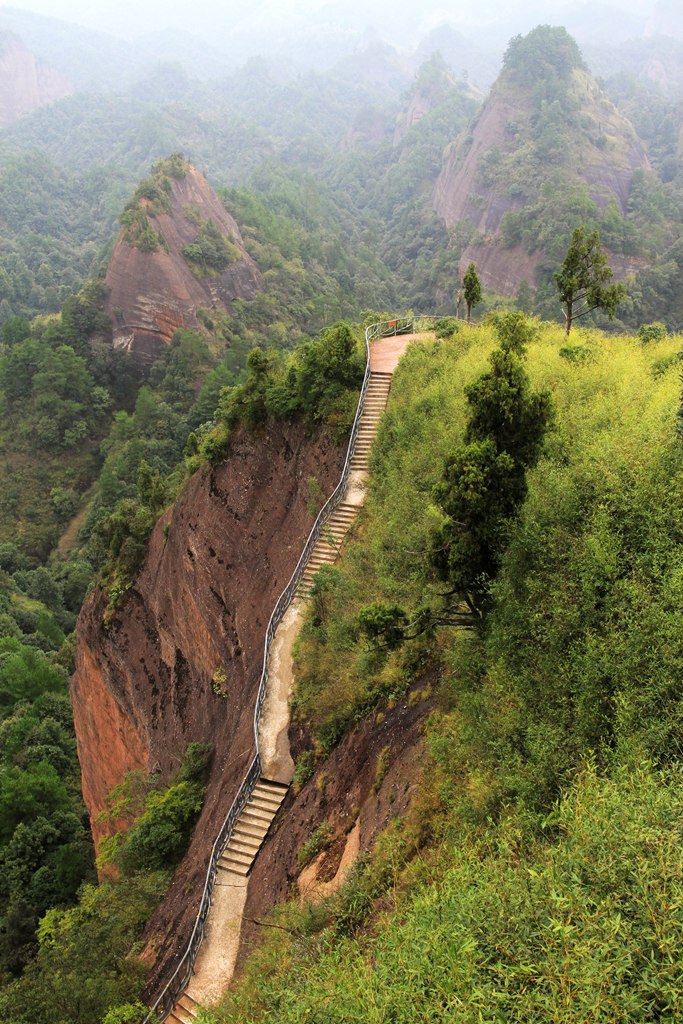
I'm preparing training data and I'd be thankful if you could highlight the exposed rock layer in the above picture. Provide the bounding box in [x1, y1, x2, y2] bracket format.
[0, 32, 72, 127]
[104, 166, 262, 365]
[72, 419, 345, 984]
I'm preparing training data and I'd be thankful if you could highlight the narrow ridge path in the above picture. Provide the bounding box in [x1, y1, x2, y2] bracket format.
[166, 330, 425, 1019]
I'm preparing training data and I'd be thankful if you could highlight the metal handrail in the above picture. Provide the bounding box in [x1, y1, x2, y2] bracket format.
[144, 316, 436, 1022]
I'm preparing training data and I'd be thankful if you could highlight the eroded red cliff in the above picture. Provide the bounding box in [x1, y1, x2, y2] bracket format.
[72, 419, 345, 980]
[104, 164, 262, 365]
[0, 32, 72, 127]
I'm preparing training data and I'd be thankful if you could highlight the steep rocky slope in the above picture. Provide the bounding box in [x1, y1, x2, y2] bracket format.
[433, 27, 650, 295]
[72, 419, 344, 983]
[0, 32, 72, 127]
[104, 161, 262, 365]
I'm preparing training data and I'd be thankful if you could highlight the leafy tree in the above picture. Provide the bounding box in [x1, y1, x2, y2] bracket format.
[356, 603, 408, 650]
[462, 263, 482, 323]
[554, 226, 626, 335]
[430, 314, 553, 612]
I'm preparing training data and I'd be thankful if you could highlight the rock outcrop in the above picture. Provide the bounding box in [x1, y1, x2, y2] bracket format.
[72, 419, 344, 981]
[433, 28, 651, 296]
[0, 32, 72, 127]
[104, 162, 262, 365]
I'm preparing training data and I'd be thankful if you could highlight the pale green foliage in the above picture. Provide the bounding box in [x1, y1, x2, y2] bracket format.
[200, 763, 683, 1023]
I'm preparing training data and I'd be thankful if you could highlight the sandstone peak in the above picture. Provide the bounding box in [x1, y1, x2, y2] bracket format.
[0, 31, 72, 128]
[433, 26, 650, 296]
[104, 157, 263, 365]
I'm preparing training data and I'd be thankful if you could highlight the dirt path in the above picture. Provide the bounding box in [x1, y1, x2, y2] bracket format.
[259, 601, 303, 783]
[185, 872, 248, 1006]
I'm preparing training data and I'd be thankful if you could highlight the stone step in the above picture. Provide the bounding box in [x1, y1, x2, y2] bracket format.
[233, 822, 268, 842]
[250, 794, 283, 813]
[171, 1001, 197, 1024]
[218, 857, 250, 876]
[167, 1012, 187, 1024]
[255, 778, 288, 794]
[251, 785, 285, 802]
[221, 847, 253, 867]
[229, 837, 261, 857]
[178, 993, 199, 1017]
[241, 806, 274, 825]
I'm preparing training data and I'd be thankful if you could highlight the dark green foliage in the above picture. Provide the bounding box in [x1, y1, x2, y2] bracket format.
[462, 263, 481, 323]
[431, 438, 518, 607]
[554, 226, 627, 334]
[114, 782, 204, 875]
[203, 322, 363, 463]
[504, 25, 587, 85]
[99, 743, 211, 876]
[0, 630, 95, 979]
[434, 316, 460, 339]
[182, 219, 238, 274]
[431, 314, 553, 609]
[559, 343, 592, 362]
[356, 603, 408, 650]
[638, 321, 667, 344]
[0, 871, 166, 1024]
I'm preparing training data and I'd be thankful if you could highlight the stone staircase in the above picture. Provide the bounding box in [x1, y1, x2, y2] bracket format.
[217, 779, 289, 877]
[298, 371, 393, 596]
[161, 369, 395, 1022]
[166, 991, 200, 1024]
[350, 371, 393, 472]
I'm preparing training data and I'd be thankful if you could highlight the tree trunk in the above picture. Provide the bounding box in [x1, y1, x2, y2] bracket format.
[564, 298, 572, 336]
[466, 302, 471, 323]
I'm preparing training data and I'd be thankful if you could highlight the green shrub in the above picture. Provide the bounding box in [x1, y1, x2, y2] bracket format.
[99, 743, 212, 875]
[638, 321, 668, 344]
[297, 821, 333, 868]
[434, 316, 460, 338]
[293, 750, 316, 792]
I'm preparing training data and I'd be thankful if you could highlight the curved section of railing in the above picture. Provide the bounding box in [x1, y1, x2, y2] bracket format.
[144, 315, 437, 1023]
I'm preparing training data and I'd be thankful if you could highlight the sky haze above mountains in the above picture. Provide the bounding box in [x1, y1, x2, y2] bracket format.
[2, 0, 680, 55]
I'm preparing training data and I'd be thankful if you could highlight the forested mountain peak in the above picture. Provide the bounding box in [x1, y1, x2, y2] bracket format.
[104, 157, 262, 365]
[433, 25, 650, 298]
[393, 53, 479, 147]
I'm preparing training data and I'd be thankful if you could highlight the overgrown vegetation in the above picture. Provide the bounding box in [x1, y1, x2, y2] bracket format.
[201, 762, 683, 1024]
[200, 317, 683, 1022]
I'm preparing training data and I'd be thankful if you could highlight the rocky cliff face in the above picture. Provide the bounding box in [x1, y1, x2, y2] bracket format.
[0, 32, 72, 127]
[72, 419, 345, 980]
[104, 164, 262, 366]
[433, 40, 651, 296]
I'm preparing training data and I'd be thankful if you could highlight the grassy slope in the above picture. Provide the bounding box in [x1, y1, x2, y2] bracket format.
[202, 321, 683, 1022]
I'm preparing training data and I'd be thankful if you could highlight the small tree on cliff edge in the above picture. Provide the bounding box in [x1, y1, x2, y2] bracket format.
[463, 263, 482, 323]
[555, 226, 626, 336]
